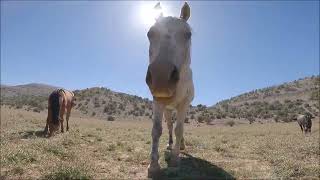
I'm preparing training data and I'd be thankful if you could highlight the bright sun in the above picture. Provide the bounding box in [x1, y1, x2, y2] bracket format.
[138, 2, 170, 27]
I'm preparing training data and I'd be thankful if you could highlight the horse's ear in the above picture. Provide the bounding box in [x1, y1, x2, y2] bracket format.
[154, 2, 163, 21]
[180, 2, 190, 21]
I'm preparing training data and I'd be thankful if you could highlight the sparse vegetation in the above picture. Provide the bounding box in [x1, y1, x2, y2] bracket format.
[0, 76, 319, 179]
[44, 165, 91, 180]
[1, 103, 319, 179]
[107, 115, 115, 121]
[225, 120, 235, 127]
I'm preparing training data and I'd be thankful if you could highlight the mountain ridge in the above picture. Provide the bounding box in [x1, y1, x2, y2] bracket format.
[1, 76, 319, 123]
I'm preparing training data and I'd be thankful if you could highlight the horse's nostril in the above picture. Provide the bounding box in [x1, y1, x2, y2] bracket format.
[146, 69, 152, 86]
[169, 66, 179, 83]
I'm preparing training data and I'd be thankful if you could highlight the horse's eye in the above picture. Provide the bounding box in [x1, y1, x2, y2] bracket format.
[147, 30, 155, 40]
[185, 31, 192, 40]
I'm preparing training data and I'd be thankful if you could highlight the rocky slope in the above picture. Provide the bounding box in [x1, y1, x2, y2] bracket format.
[1, 76, 319, 123]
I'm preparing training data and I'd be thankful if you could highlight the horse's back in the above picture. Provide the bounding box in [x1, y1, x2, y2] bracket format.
[297, 115, 305, 125]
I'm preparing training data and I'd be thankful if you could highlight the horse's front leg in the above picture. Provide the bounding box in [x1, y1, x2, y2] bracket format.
[299, 124, 303, 133]
[164, 109, 173, 150]
[169, 101, 188, 167]
[148, 102, 164, 178]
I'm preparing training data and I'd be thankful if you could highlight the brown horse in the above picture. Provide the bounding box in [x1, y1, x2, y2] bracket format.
[44, 89, 76, 137]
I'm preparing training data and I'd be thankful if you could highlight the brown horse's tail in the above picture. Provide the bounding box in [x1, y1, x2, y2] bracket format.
[50, 91, 61, 125]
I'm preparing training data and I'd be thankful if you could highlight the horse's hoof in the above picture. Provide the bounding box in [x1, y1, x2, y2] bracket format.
[166, 144, 172, 150]
[147, 163, 161, 178]
[180, 144, 185, 151]
[168, 156, 180, 167]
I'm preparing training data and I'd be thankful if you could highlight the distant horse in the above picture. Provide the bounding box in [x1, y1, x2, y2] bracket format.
[44, 89, 76, 137]
[296, 112, 314, 134]
[145, 2, 194, 177]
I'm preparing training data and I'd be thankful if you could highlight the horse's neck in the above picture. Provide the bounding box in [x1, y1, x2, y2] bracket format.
[58, 89, 65, 93]
[59, 89, 71, 97]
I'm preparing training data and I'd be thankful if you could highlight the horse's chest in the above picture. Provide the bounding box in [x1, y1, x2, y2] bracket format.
[166, 104, 176, 110]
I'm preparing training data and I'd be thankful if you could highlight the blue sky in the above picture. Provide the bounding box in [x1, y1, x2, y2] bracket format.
[1, 1, 319, 106]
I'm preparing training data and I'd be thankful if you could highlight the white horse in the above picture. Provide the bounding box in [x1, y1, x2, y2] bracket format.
[145, 2, 194, 177]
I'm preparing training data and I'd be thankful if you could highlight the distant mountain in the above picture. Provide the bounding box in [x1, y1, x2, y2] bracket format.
[1, 83, 59, 97]
[191, 76, 319, 123]
[0, 83, 153, 119]
[1, 76, 319, 123]
[1, 83, 60, 112]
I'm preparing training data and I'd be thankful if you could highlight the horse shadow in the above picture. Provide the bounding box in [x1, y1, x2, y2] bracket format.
[154, 152, 235, 180]
[18, 129, 46, 139]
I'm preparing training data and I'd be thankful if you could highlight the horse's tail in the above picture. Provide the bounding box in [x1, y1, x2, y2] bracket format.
[50, 91, 61, 125]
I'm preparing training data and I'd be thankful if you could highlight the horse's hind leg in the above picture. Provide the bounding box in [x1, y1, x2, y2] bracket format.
[60, 118, 64, 133]
[66, 108, 71, 131]
[180, 136, 185, 151]
[48, 123, 55, 137]
[44, 117, 49, 134]
[60, 105, 66, 133]
[164, 109, 173, 150]
[59, 96, 67, 133]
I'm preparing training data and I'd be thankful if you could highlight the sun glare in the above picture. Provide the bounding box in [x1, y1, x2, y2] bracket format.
[138, 2, 170, 27]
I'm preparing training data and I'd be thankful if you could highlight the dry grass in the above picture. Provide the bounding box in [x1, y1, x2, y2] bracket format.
[1, 106, 319, 179]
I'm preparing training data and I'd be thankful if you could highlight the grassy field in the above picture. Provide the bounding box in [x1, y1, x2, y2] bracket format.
[0, 106, 319, 179]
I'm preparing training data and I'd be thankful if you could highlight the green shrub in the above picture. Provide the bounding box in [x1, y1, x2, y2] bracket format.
[107, 116, 115, 121]
[310, 90, 320, 101]
[225, 120, 235, 127]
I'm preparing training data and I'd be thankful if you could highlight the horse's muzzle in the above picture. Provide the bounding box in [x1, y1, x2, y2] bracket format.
[146, 61, 179, 99]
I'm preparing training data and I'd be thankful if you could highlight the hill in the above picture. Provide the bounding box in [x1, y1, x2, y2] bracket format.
[1, 76, 319, 123]
[1, 83, 59, 97]
[191, 76, 319, 124]
[0, 83, 59, 112]
[0, 84, 153, 120]
[73, 87, 152, 120]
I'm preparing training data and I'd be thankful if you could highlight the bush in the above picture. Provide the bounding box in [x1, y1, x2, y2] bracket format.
[205, 118, 212, 124]
[247, 117, 255, 124]
[107, 116, 115, 121]
[33, 108, 41, 113]
[77, 103, 82, 108]
[103, 106, 108, 113]
[94, 102, 100, 108]
[310, 90, 320, 101]
[197, 115, 204, 123]
[225, 120, 235, 127]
